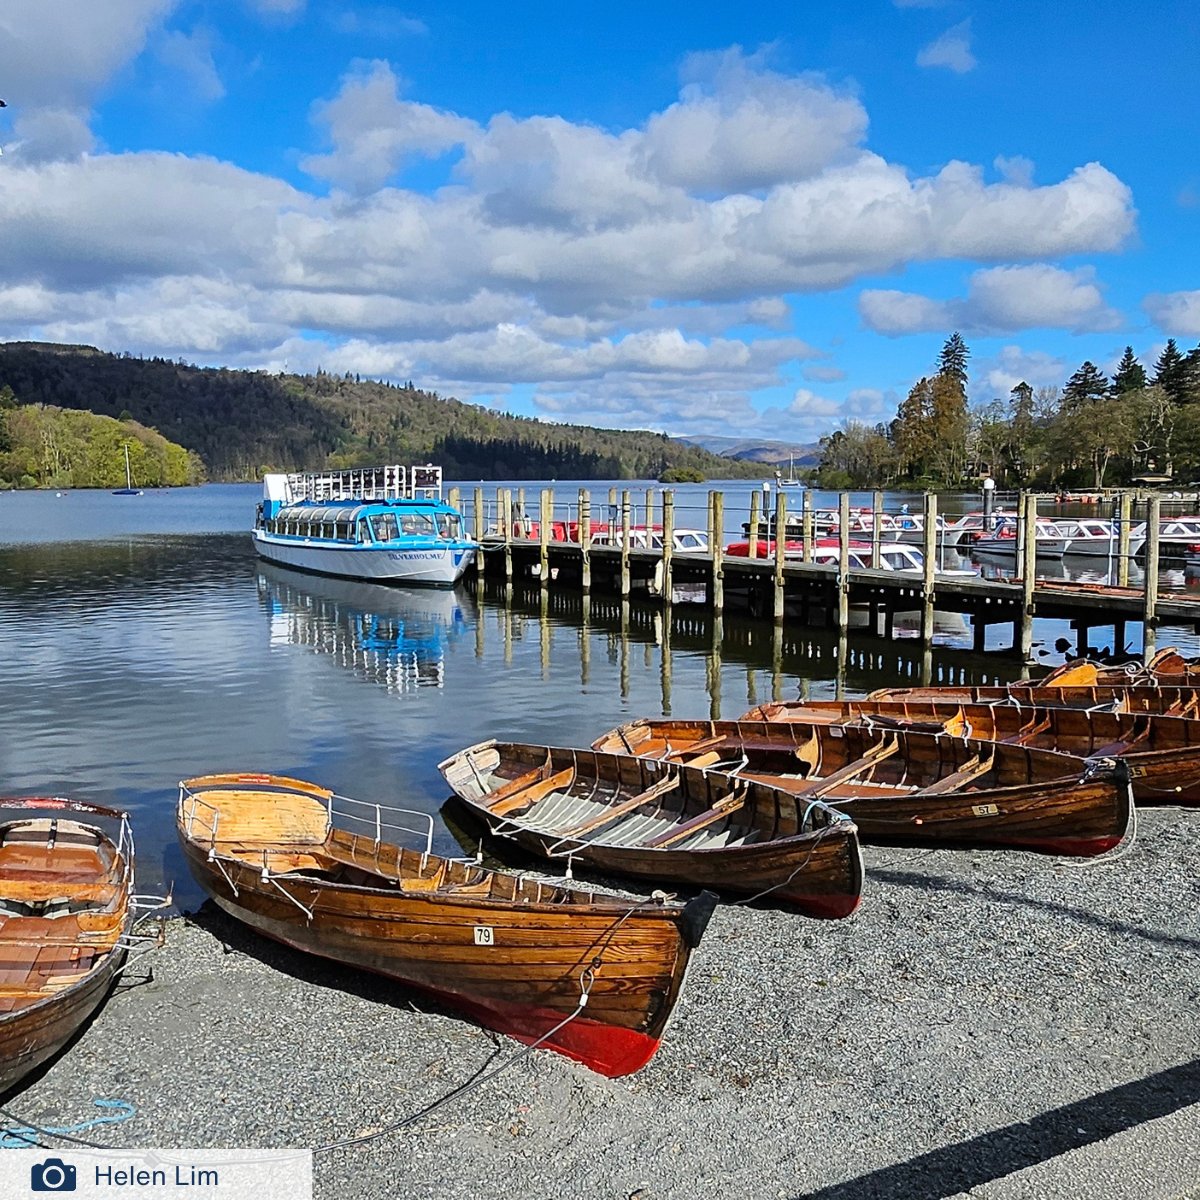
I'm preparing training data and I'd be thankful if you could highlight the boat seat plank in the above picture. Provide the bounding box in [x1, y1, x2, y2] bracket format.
[919, 755, 995, 796]
[489, 767, 576, 818]
[791, 738, 900, 799]
[644, 788, 748, 849]
[185, 789, 329, 846]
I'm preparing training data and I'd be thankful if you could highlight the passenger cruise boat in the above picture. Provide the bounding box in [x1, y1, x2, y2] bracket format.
[253, 464, 477, 586]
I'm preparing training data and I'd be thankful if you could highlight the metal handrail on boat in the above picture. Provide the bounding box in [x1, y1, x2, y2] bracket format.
[326, 792, 435, 866]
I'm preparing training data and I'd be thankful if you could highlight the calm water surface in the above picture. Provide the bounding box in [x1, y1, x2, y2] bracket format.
[2, 482, 1197, 907]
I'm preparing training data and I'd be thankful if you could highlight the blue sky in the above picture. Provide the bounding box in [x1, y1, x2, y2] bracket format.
[0, 1, 1197, 446]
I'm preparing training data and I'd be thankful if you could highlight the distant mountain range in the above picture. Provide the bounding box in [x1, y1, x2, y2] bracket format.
[673, 434, 822, 465]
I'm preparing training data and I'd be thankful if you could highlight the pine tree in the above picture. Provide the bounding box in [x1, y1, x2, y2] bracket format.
[937, 332, 969, 387]
[1062, 361, 1110, 407]
[1110, 346, 1147, 395]
[1154, 339, 1189, 402]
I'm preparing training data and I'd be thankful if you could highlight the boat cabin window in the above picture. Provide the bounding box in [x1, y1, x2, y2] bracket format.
[357, 518, 372, 543]
[399, 511, 437, 537]
[436, 512, 462, 539]
[371, 513, 400, 542]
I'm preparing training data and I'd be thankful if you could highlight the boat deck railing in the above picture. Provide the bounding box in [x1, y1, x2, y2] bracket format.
[325, 792, 436, 865]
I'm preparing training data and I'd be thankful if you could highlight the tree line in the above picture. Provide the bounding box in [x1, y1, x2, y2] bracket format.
[0, 388, 205, 489]
[816, 335, 1200, 490]
[0, 342, 764, 484]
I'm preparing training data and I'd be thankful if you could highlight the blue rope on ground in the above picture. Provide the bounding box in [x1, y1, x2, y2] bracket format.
[0, 1099, 136, 1149]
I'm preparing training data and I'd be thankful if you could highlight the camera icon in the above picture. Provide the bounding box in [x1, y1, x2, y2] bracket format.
[30, 1157, 76, 1191]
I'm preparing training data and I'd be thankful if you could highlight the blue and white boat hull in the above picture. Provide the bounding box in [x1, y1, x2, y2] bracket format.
[253, 531, 475, 586]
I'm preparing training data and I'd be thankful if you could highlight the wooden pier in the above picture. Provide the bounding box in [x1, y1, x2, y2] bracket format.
[450, 486, 1200, 662]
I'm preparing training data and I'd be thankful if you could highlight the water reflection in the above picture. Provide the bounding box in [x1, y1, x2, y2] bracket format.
[256, 565, 474, 695]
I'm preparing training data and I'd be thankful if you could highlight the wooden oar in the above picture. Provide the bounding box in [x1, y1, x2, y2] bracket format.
[490, 766, 576, 817]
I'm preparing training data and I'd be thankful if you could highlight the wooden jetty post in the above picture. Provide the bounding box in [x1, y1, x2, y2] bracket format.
[773, 492, 788, 621]
[501, 488, 513, 580]
[620, 490, 632, 597]
[448, 485, 460, 511]
[748, 490, 761, 560]
[645, 488, 656, 534]
[837, 492, 850, 634]
[710, 490, 724, 613]
[1117, 491, 1133, 588]
[662, 491, 675, 603]
[539, 489, 552, 585]
[579, 489, 591, 592]
[517, 487, 527, 536]
[1018, 491, 1038, 660]
[801, 490, 813, 562]
[1143, 493, 1161, 660]
[473, 487, 485, 541]
[872, 490, 883, 564]
[921, 491, 937, 644]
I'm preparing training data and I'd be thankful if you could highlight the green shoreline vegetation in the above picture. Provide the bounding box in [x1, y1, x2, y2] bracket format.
[813, 334, 1200, 492]
[0, 342, 766, 488]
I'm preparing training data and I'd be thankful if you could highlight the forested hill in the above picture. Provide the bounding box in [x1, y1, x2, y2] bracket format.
[0, 342, 766, 482]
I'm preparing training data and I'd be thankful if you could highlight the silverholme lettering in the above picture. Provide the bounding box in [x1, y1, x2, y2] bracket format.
[94, 1164, 221, 1185]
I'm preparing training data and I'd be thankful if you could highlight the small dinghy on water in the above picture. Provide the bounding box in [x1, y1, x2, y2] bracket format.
[177, 773, 716, 1078]
[589, 720, 1133, 857]
[741, 699, 1200, 806]
[1031, 647, 1200, 688]
[0, 798, 135, 1095]
[438, 743, 863, 918]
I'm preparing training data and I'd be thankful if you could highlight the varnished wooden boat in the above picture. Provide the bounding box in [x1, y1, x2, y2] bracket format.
[867, 682, 1200, 714]
[177, 773, 716, 1078]
[591, 720, 1133, 857]
[438, 743, 863, 919]
[1032, 647, 1200, 688]
[0, 798, 133, 1095]
[743, 698, 1200, 805]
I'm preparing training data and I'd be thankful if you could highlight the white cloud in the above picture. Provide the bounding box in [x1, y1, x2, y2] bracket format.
[156, 29, 225, 103]
[1144, 291, 1200, 338]
[639, 47, 868, 192]
[0, 41, 1141, 436]
[301, 60, 477, 193]
[861, 265, 1122, 336]
[973, 345, 1068, 398]
[803, 364, 848, 383]
[917, 20, 977, 74]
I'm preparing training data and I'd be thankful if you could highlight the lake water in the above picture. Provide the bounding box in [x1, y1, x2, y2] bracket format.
[2, 481, 1197, 907]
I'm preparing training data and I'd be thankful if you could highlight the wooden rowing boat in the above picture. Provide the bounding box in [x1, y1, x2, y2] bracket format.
[866, 682, 1200, 715]
[177, 773, 716, 1078]
[591, 720, 1133, 857]
[1031, 647, 1199, 688]
[743, 698, 1200, 805]
[438, 743, 863, 919]
[0, 798, 133, 1095]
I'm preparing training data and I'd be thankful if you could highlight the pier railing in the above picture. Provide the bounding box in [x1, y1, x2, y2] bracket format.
[447, 485, 1190, 661]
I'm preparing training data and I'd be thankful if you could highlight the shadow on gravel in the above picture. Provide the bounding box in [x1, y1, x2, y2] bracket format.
[797, 1056, 1200, 1200]
[870, 866, 1200, 952]
[183, 901, 498, 1032]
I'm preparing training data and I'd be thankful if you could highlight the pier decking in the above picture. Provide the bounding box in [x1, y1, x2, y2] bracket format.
[452, 486, 1200, 661]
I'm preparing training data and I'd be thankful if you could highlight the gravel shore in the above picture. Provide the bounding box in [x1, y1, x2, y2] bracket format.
[5, 806, 1200, 1200]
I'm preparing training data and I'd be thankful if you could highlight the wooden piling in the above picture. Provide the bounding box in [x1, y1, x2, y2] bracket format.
[921, 491, 937, 644]
[539, 489, 551, 585]
[1118, 492, 1133, 588]
[711, 491, 724, 613]
[579, 489, 591, 592]
[501, 489, 513, 580]
[773, 492, 788, 621]
[748, 491, 761, 560]
[1019, 492, 1037, 660]
[872, 490, 883, 565]
[662, 492, 675, 602]
[837, 492, 850, 634]
[801, 490, 813, 563]
[473, 486, 484, 542]
[1143, 493, 1160, 661]
[620, 490, 631, 598]
[645, 488, 656, 534]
